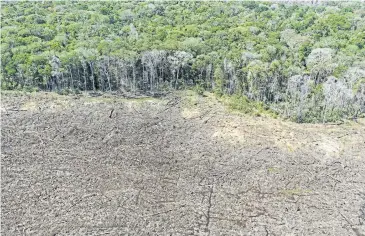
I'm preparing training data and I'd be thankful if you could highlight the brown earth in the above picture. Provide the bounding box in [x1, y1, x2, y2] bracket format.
[1, 91, 365, 235]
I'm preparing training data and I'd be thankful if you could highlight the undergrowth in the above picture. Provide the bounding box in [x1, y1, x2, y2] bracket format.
[219, 94, 279, 118]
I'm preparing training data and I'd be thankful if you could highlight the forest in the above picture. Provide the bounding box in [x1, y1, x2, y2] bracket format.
[1, 1, 365, 122]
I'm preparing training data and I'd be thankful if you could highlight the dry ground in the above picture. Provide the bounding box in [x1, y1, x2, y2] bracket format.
[1, 91, 365, 235]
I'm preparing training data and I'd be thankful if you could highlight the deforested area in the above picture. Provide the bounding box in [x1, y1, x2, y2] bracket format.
[1, 91, 365, 235]
[1, 1, 365, 235]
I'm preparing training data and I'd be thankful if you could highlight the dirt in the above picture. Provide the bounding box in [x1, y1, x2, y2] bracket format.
[1, 91, 365, 235]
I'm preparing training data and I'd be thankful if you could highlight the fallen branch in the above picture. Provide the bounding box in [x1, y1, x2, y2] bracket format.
[324, 120, 344, 126]
[109, 109, 114, 118]
[7, 109, 27, 112]
[339, 211, 364, 236]
[253, 147, 270, 157]
[337, 133, 350, 139]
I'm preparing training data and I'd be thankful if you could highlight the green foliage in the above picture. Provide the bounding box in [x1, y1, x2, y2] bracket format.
[193, 84, 204, 96]
[222, 94, 278, 118]
[57, 88, 74, 95]
[1, 1, 364, 123]
[1, 79, 18, 90]
[223, 95, 259, 114]
[213, 67, 224, 97]
[22, 86, 39, 93]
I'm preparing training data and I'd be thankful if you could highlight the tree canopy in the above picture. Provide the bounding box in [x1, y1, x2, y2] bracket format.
[1, 1, 364, 122]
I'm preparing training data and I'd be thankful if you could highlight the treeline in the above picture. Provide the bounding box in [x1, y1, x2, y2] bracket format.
[1, 1, 365, 122]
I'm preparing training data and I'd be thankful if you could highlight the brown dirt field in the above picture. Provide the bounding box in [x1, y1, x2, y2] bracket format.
[1, 91, 365, 235]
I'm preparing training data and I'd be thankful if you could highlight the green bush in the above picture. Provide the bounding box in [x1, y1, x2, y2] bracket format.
[221, 94, 278, 118]
[57, 88, 74, 95]
[1, 80, 17, 90]
[22, 86, 39, 93]
[193, 84, 204, 95]
[74, 88, 82, 95]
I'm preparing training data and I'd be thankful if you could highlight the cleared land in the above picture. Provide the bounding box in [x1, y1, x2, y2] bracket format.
[1, 91, 365, 235]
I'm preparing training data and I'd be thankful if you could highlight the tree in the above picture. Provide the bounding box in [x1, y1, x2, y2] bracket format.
[213, 66, 224, 96]
[1, 1, 364, 123]
[306, 48, 337, 84]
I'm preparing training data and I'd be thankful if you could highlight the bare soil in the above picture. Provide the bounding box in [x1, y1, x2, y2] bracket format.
[1, 91, 365, 235]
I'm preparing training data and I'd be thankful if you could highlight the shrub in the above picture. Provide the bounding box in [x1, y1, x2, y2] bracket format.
[193, 84, 204, 95]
